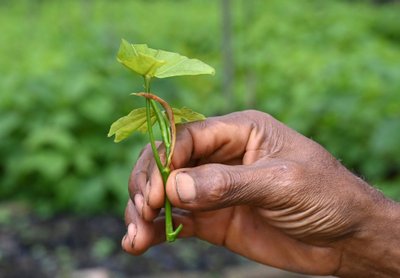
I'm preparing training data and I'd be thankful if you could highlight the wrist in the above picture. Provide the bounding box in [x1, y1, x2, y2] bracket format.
[336, 190, 400, 277]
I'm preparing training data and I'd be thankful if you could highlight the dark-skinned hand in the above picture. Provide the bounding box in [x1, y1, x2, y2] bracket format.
[122, 110, 400, 277]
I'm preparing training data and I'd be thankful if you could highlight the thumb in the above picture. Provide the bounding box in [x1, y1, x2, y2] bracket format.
[166, 162, 289, 210]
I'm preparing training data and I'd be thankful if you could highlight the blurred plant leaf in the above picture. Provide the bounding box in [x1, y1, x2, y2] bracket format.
[13, 151, 68, 181]
[25, 127, 75, 151]
[117, 39, 215, 78]
[370, 118, 400, 156]
[0, 113, 20, 139]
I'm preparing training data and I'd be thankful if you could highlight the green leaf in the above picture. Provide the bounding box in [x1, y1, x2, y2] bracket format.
[108, 106, 206, 143]
[172, 107, 206, 124]
[117, 39, 215, 78]
[117, 39, 166, 77]
[154, 52, 215, 79]
[108, 107, 155, 142]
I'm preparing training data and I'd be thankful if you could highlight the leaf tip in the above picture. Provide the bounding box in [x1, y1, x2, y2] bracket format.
[210, 67, 216, 76]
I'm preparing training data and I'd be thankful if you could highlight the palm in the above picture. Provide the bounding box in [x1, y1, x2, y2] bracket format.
[190, 206, 340, 275]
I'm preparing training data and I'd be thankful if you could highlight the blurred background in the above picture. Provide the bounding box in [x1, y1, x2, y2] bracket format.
[0, 0, 399, 277]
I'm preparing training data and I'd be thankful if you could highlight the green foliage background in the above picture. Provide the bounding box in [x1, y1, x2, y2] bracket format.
[1, 0, 399, 216]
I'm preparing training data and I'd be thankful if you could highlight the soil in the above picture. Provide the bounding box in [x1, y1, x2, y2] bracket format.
[0, 202, 333, 278]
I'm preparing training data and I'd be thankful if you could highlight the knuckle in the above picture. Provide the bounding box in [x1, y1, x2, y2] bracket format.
[201, 165, 232, 202]
[244, 109, 264, 117]
[264, 162, 306, 204]
[129, 169, 147, 197]
[139, 144, 150, 157]
[263, 162, 307, 208]
[138, 143, 154, 161]
[205, 165, 236, 203]
[244, 109, 274, 122]
[275, 161, 305, 185]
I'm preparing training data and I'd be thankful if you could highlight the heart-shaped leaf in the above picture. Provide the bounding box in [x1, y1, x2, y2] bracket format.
[117, 39, 215, 78]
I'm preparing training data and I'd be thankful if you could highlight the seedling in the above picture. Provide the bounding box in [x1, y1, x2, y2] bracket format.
[108, 39, 215, 242]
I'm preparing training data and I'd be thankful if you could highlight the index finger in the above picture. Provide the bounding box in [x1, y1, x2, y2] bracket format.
[171, 111, 257, 169]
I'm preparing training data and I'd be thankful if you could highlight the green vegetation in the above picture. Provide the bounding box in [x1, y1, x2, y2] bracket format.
[0, 0, 399, 216]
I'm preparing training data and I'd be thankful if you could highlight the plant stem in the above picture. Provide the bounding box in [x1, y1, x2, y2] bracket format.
[144, 77, 163, 172]
[145, 99, 163, 171]
[143, 75, 182, 242]
[160, 167, 183, 242]
[150, 100, 171, 158]
[135, 92, 176, 167]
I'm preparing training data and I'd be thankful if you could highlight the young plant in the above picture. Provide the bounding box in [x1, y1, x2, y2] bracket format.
[108, 39, 215, 242]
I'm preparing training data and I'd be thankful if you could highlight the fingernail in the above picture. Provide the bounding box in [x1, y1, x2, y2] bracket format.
[134, 194, 144, 217]
[176, 173, 196, 202]
[145, 181, 150, 205]
[127, 223, 137, 248]
[121, 234, 127, 251]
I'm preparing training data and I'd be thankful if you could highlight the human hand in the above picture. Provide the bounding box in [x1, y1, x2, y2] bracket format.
[122, 110, 400, 277]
